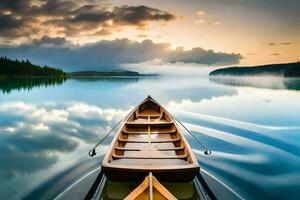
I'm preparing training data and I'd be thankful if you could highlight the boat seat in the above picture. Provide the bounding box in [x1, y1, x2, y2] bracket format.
[115, 146, 185, 151]
[122, 130, 177, 135]
[110, 158, 190, 165]
[118, 137, 181, 143]
[124, 142, 177, 149]
[126, 121, 173, 126]
[137, 114, 161, 118]
[112, 154, 188, 159]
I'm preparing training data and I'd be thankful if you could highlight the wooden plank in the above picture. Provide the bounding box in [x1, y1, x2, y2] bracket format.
[122, 130, 177, 135]
[118, 138, 180, 143]
[138, 114, 161, 118]
[112, 154, 188, 159]
[152, 176, 177, 200]
[115, 147, 141, 151]
[158, 147, 185, 151]
[115, 146, 185, 151]
[124, 176, 149, 200]
[124, 173, 177, 200]
[126, 121, 174, 126]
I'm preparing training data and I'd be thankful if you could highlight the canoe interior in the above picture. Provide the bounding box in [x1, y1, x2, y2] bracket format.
[101, 180, 200, 200]
[124, 173, 177, 200]
[102, 96, 199, 182]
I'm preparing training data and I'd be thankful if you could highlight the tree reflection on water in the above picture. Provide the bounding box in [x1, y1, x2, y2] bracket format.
[0, 77, 67, 94]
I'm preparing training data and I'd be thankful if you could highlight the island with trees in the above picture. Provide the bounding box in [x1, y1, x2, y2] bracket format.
[67, 70, 142, 77]
[209, 62, 300, 77]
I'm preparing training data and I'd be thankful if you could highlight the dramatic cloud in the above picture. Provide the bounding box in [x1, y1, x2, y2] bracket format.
[0, 0, 31, 13]
[32, 36, 71, 47]
[0, 38, 243, 70]
[167, 47, 242, 65]
[0, 0, 175, 42]
[0, 13, 27, 38]
[68, 5, 174, 25]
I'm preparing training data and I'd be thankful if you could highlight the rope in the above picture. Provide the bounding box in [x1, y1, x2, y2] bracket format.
[148, 97, 212, 155]
[172, 116, 211, 155]
[88, 116, 126, 157]
[88, 100, 144, 157]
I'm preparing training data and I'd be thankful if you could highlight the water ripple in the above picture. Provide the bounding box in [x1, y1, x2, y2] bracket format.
[173, 110, 300, 200]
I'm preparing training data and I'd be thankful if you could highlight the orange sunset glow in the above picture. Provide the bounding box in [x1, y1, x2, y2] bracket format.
[0, 0, 299, 69]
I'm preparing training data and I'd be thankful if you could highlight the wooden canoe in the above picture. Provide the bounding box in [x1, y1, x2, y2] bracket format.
[102, 95, 199, 182]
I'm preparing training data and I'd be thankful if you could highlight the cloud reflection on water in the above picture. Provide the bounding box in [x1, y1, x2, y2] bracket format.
[0, 101, 128, 199]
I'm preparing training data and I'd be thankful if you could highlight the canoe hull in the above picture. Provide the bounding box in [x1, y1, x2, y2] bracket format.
[101, 96, 200, 183]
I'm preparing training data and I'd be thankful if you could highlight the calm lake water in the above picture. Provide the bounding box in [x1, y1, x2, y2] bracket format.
[1, 73, 300, 200]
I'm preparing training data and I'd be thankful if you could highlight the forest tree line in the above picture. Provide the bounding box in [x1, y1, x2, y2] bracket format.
[209, 62, 300, 77]
[0, 56, 66, 77]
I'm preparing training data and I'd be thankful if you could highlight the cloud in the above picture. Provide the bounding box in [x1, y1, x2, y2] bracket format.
[137, 34, 148, 38]
[196, 11, 206, 16]
[34, 0, 78, 16]
[271, 53, 280, 56]
[195, 19, 206, 24]
[0, 132, 77, 177]
[32, 36, 70, 47]
[167, 47, 242, 65]
[0, 101, 127, 177]
[0, 13, 24, 29]
[213, 21, 221, 25]
[281, 42, 292, 45]
[66, 102, 126, 121]
[0, 0, 31, 13]
[267, 42, 292, 46]
[0, 13, 27, 38]
[0, 101, 126, 142]
[0, 1, 241, 68]
[0, 38, 242, 69]
[0, 0, 176, 42]
[195, 10, 221, 26]
[110, 5, 175, 26]
[68, 4, 175, 25]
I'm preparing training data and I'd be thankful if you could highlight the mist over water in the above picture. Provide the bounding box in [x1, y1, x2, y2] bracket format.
[0, 70, 300, 200]
[210, 76, 300, 91]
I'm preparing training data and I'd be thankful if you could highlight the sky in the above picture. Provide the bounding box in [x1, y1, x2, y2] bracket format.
[0, 0, 299, 71]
